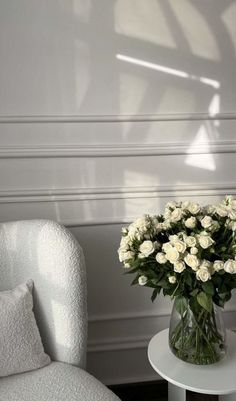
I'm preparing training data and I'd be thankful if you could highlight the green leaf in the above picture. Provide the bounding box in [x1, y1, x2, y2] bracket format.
[130, 276, 139, 285]
[219, 292, 232, 302]
[175, 296, 188, 316]
[123, 266, 140, 275]
[151, 288, 158, 302]
[202, 281, 215, 296]
[197, 291, 212, 313]
[190, 289, 199, 297]
[228, 281, 236, 289]
[157, 279, 169, 289]
[184, 272, 193, 287]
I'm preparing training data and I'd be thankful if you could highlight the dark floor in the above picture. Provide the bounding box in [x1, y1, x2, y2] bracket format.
[109, 381, 218, 401]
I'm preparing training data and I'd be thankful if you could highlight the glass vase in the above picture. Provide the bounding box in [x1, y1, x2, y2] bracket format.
[169, 297, 226, 365]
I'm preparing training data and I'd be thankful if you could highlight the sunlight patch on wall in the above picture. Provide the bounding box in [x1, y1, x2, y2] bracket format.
[185, 126, 216, 171]
[208, 94, 220, 117]
[169, 0, 220, 61]
[114, 0, 176, 49]
[116, 54, 220, 89]
[222, 2, 236, 56]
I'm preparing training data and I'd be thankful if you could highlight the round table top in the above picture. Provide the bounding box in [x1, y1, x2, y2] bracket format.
[148, 329, 236, 395]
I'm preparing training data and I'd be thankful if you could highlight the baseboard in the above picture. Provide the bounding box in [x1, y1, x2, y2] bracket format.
[108, 380, 167, 401]
[108, 380, 218, 401]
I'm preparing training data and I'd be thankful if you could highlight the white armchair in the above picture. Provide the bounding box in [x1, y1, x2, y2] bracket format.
[0, 219, 120, 401]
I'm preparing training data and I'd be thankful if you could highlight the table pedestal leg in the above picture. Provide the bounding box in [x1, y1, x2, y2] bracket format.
[168, 382, 186, 401]
[219, 393, 236, 401]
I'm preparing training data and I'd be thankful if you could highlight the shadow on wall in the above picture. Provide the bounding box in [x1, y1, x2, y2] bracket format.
[54, 0, 236, 224]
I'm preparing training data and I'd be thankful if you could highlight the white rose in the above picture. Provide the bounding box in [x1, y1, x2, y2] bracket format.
[165, 247, 180, 264]
[120, 236, 132, 248]
[170, 208, 183, 222]
[213, 260, 224, 272]
[196, 267, 211, 282]
[139, 240, 155, 257]
[182, 201, 190, 209]
[206, 205, 215, 214]
[169, 275, 177, 284]
[164, 209, 171, 219]
[138, 275, 148, 286]
[128, 224, 138, 240]
[229, 209, 236, 220]
[173, 240, 186, 253]
[156, 252, 167, 264]
[190, 246, 198, 255]
[225, 195, 234, 203]
[184, 254, 200, 271]
[166, 201, 178, 209]
[185, 236, 197, 247]
[209, 221, 220, 232]
[231, 222, 236, 231]
[224, 259, 236, 274]
[215, 206, 228, 217]
[124, 262, 130, 268]
[162, 242, 173, 252]
[198, 235, 214, 249]
[200, 260, 213, 274]
[230, 199, 236, 208]
[138, 253, 146, 259]
[185, 216, 197, 229]
[134, 216, 149, 232]
[169, 235, 179, 243]
[118, 250, 134, 262]
[157, 222, 169, 231]
[174, 260, 186, 273]
[188, 202, 201, 215]
[201, 215, 213, 229]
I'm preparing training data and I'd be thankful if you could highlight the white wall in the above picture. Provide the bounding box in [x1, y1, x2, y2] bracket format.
[1, 0, 236, 384]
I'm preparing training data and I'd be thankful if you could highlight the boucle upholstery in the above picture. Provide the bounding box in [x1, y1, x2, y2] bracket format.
[0, 220, 120, 401]
[0, 362, 119, 401]
[0, 220, 87, 369]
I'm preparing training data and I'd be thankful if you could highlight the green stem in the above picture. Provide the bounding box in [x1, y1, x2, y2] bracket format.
[169, 302, 225, 364]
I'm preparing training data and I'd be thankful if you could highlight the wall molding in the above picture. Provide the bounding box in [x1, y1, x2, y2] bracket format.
[1, 112, 236, 124]
[0, 183, 235, 204]
[1, 140, 236, 158]
[88, 309, 236, 353]
[88, 335, 151, 352]
[88, 310, 171, 323]
[0, 184, 235, 226]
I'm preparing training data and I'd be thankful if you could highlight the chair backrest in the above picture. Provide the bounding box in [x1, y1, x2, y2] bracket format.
[0, 219, 87, 369]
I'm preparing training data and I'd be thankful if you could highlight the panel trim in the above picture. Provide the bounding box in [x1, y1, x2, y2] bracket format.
[1, 141, 236, 158]
[0, 112, 236, 124]
[88, 335, 152, 352]
[88, 310, 171, 323]
[88, 309, 236, 352]
[0, 183, 235, 204]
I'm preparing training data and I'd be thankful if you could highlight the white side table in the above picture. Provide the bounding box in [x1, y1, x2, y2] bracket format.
[148, 329, 236, 401]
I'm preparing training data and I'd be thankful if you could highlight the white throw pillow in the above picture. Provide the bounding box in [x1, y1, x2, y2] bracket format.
[0, 280, 51, 377]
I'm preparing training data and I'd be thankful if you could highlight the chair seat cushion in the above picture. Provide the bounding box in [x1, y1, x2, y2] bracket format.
[0, 362, 120, 401]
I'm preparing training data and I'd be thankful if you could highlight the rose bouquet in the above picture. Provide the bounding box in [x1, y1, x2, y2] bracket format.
[118, 196, 236, 364]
